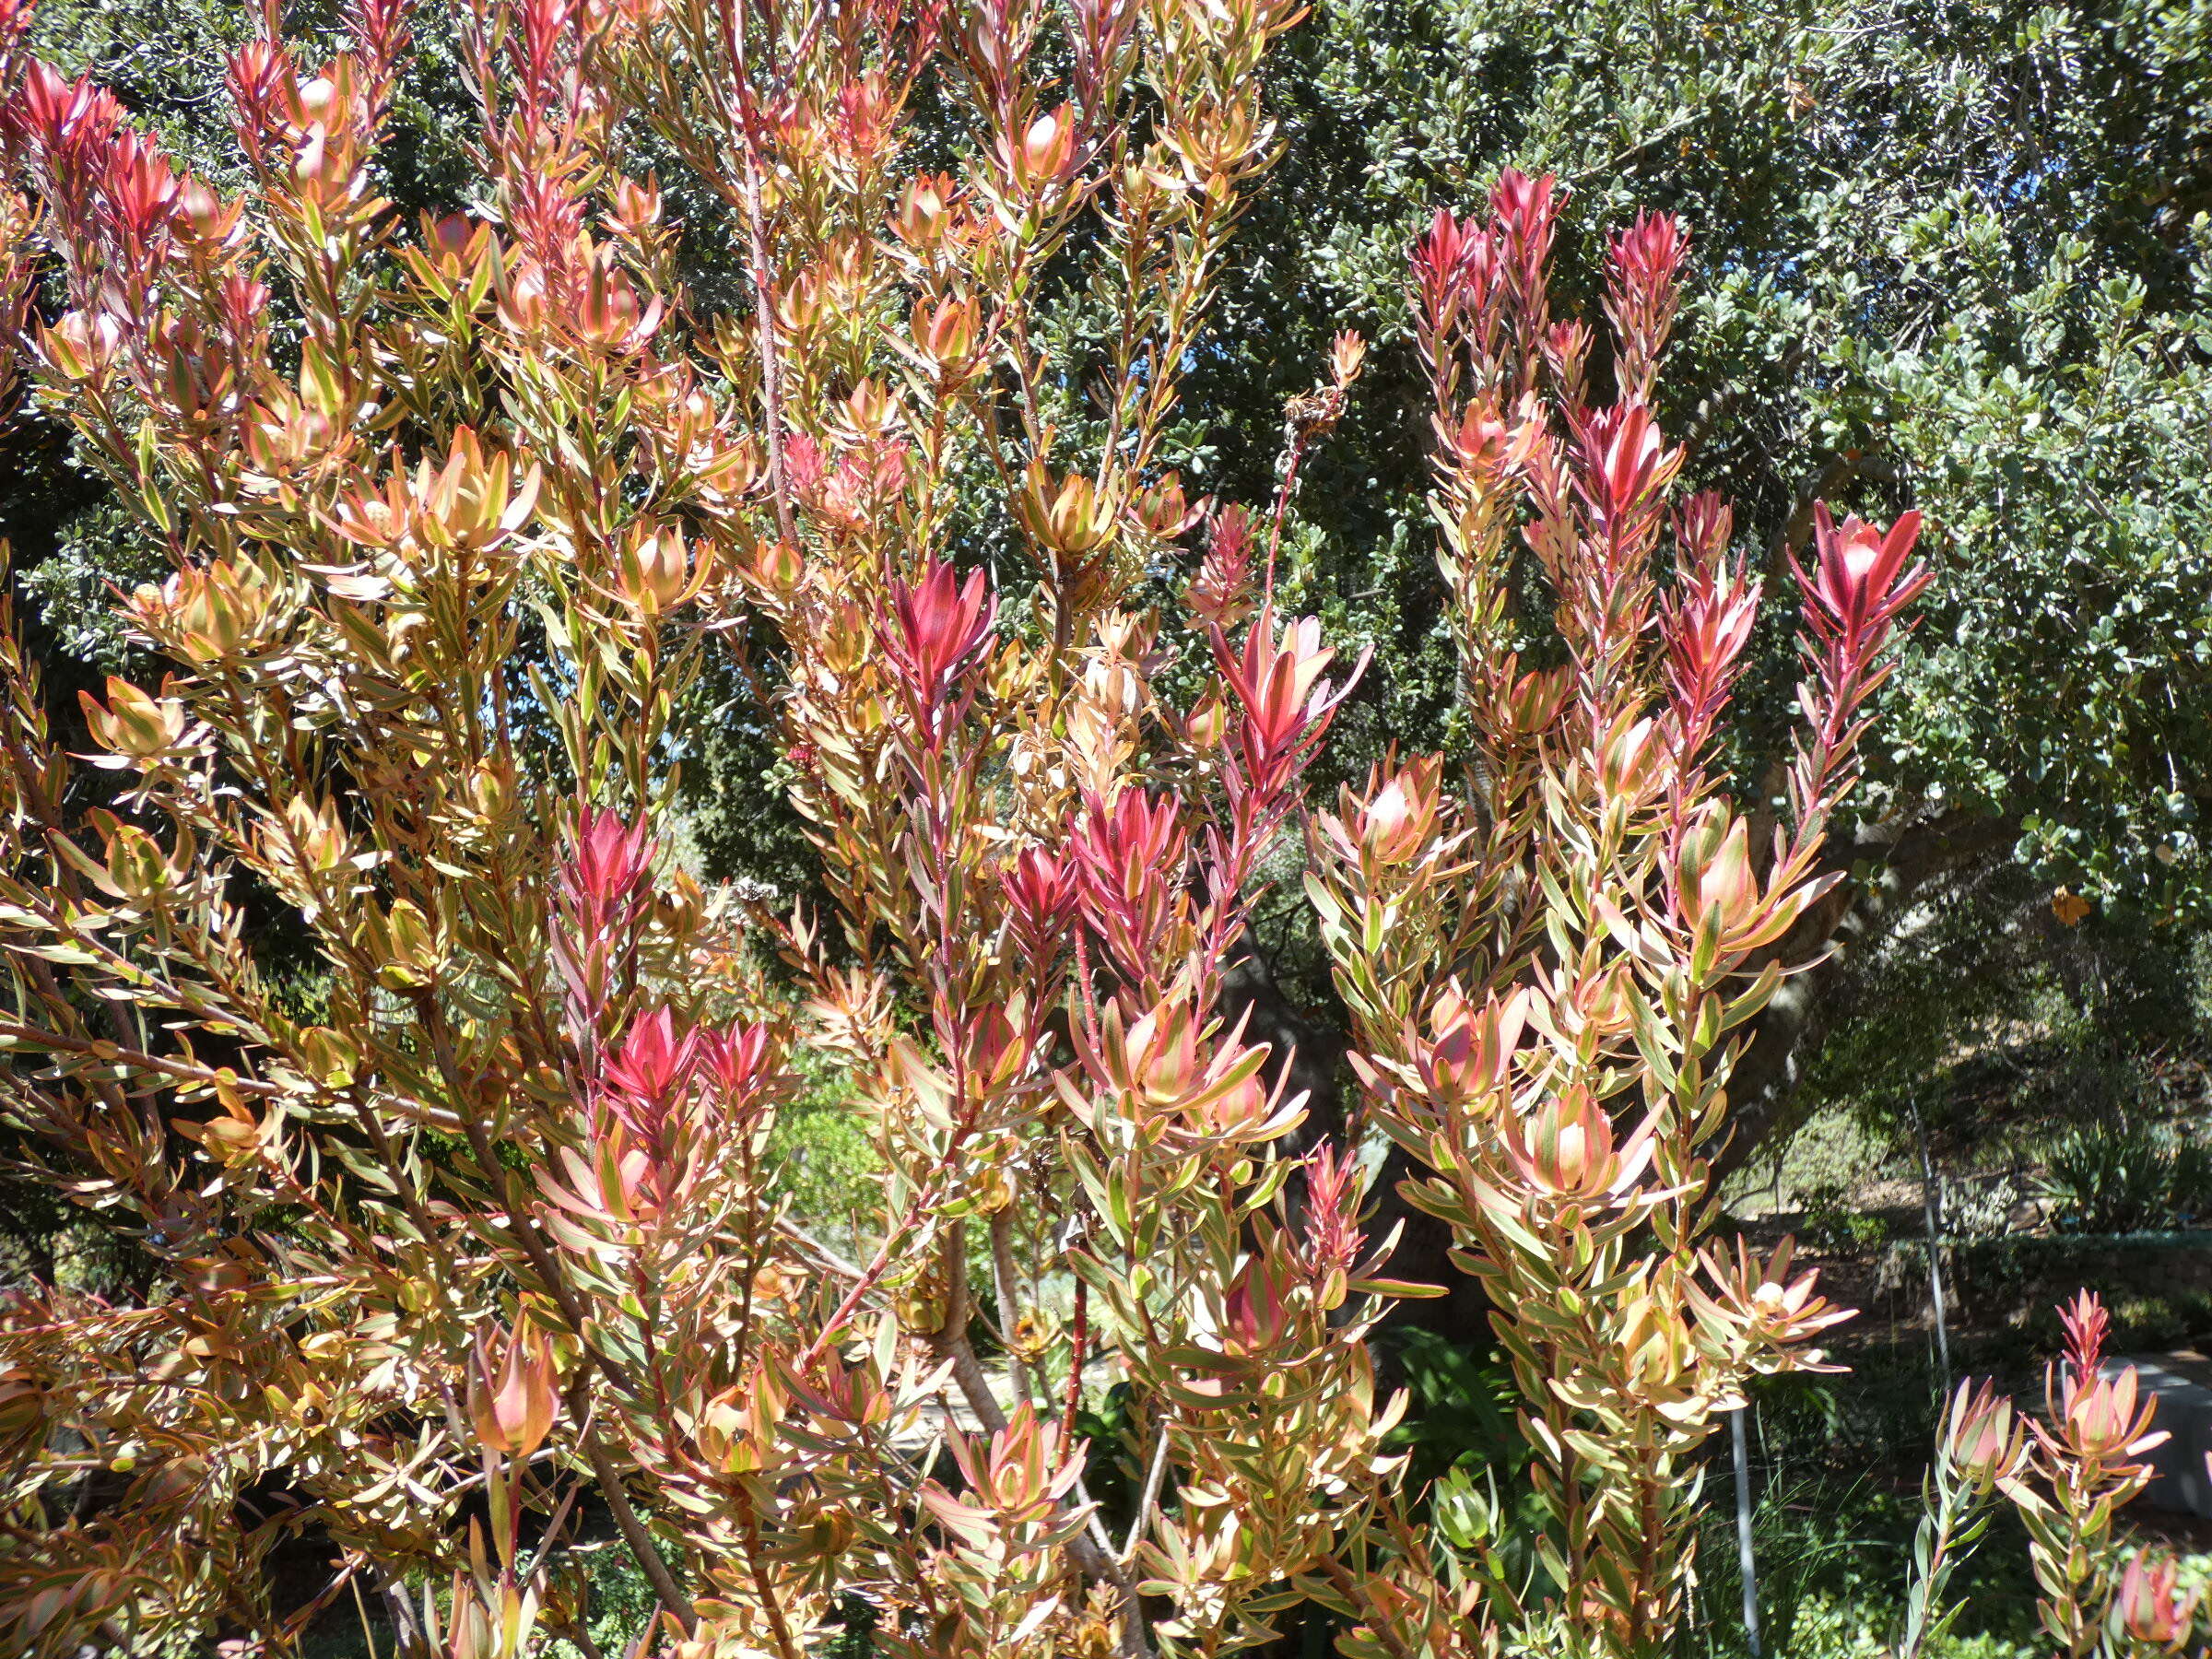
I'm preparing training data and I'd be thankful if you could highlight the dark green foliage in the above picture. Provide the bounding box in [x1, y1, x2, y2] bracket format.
[2038, 1119, 2206, 1232]
[1376, 1326, 1520, 1494]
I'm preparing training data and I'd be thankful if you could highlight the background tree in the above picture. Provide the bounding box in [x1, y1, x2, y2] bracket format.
[1188, 0, 2212, 1159]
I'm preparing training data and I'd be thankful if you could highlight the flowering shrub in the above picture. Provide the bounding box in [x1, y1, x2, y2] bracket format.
[1903, 1294, 2200, 1659]
[0, 0, 2186, 1655]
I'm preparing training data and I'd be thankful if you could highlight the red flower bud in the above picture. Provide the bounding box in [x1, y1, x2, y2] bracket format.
[891, 171, 959, 248]
[604, 1007, 698, 1127]
[886, 559, 996, 740]
[1218, 611, 1359, 796]
[1002, 843, 1078, 955]
[1807, 504, 1925, 641]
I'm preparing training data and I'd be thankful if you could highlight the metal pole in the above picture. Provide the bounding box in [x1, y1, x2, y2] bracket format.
[1733, 1403, 1762, 1659]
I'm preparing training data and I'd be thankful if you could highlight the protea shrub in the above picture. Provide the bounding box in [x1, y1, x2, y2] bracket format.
[0, 0, 2187, 1656]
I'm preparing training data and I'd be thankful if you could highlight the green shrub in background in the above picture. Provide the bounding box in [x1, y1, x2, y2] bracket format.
[2039, 1120, 2210, 1233]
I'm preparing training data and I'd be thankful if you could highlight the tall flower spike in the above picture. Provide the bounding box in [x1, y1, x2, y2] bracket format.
[1189, 503, 1257, 630]
[1073, 787, 1187, 980]
[1300, 1141, 1365, 1299]
[2059, 1287, 2111, 1383]
[1606, 210, 1685, 398]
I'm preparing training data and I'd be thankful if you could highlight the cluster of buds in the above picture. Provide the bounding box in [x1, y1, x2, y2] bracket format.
[1901, 1300, 2204, 1659]
[0, 0, 1997, 1650]
[546, 1006, 782, 1227]
[7, 62, 171, 304]
[1294, 167, 1945, 1658]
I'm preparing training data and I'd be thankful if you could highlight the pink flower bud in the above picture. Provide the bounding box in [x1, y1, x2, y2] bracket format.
[1941, 1379, 2025, 1488]
[41, 310, 121, 382]
[1806, 504, 1926, 641]
[604, 1007, 697, 1121]
[621, 525, 700, 615]
[1416, 985, 1525, 1106]
[2063, 1366, 2164, 1461]
[699, 1023, 778, 1101]
[2060, 1288, 2111, 1380]
[1608, 211, 1684, 315]
[913, 293, 978, 365]
[1013, 104, 1077, 191]
[891, 171, 959, 248]
[563, 807, 654, 918]
[174, 177, 231, 242]
[2114, 1550, 2198, 1650]
[1356, 756, 1441, 865]
[1222, 1254, 1294, 1357]
[1507, 1088, 1619, 1198]
[467, 1324, 559, 1458]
